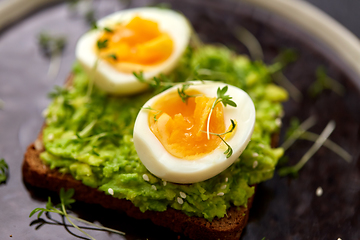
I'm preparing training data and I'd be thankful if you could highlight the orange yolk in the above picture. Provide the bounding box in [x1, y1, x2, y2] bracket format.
[149, 90, 225, 160]
[97, 16, 173, 66]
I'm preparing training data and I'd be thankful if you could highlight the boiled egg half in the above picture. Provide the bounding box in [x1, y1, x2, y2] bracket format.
[76, 8, 191, 95]
[133, 81, 256, 183]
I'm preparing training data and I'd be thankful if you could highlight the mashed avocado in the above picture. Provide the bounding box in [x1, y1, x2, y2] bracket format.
[41, 45, 287, 221]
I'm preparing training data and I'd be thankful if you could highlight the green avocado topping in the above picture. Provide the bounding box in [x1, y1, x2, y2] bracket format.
[41, 45, 287, 221]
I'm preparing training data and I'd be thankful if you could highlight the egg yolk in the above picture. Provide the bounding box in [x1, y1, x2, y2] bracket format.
[97, 16, 173, 67]
[149, 89, 226, 160]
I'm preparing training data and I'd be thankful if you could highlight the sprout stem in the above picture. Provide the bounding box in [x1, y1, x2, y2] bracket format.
[233, 26, 264, 61]
[279, 120, 336, 176]
[300, 132, 352, 163]
[281, 115, 317, 151]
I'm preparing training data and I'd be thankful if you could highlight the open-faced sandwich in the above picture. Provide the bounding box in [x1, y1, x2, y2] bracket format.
[23, 7, 288, 240]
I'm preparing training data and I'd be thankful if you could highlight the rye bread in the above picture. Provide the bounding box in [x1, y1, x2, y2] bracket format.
[21, 72, 266, 239]
[23, 134, 254, 240]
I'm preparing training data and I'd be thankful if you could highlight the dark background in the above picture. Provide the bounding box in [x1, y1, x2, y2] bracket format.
[306, 0, 360, 38]
[0, 0, 359, 240]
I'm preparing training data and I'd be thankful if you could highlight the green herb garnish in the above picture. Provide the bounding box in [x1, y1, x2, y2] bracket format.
[278, 120, 336, 177]
[203, 86, 237, 158]
[29, 188, 125, 239]
[233, 25, 264, 61]
[206, 86, 237, 139]
[38, 32, 67, 57]
[178, 84, 191, 103]
[108, 54, 117, 60]
[48, 86, 69, 99]
[85, 9, 97, 29]
[104, 27, 113, 33]
[143, 106, 162, 122]
[133, 71, 146, 83]
[282, 117, 352, 163]
[97, 39, 108, 50]
[133, 71, 177, 92]
[177, 84, 200, 103]
[308, 66, 345, 97]
[37, 32, 67, 78]
[0, 158, 9, 183]
[202, 119, 236, 158]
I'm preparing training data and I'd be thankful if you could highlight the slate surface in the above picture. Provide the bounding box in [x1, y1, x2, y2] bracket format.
[0, 0, 359, 239]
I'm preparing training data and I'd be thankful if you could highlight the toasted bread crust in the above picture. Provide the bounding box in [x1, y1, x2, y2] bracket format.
[23, 140, 253, 240]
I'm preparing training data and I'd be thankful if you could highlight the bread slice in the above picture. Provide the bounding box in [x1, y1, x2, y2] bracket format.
[23, 131, 254, 240]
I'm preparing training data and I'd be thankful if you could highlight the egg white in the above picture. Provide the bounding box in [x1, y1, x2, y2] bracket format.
[133, 81, 256, 184]
[75, 7, 191, 95]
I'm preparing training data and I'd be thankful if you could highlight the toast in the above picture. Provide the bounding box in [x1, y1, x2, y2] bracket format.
[23, 134, 254, 240]
[22, 41, 285, 239]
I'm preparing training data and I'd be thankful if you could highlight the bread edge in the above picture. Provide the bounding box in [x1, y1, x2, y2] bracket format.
[23, 140, 253, 240]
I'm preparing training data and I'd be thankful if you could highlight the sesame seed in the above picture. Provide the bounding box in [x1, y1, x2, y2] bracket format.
[48, 133, 54, 140]
[221, 185, 227, 190]
[225, 177, 229, 182]
[253, 161, 258, 168]
[41, 108, 49, 117]
[177, 197, 184, 204]
[217, 192, 224, 196]
[275, 118, 282, 126]
[180, 192, 186, 198]
[34, 139, 43, 151]
[316, 187, 323, 197]
[252, 152, 259, 157]
[142, 174, 149, 182]
[258, 144, 265, 148]
[151, 185, 157, 191]
[108, 188, 114, 195]
[163, 181, 167, 186]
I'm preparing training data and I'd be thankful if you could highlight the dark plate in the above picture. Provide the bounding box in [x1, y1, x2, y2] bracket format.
[0, 0, 359, 239]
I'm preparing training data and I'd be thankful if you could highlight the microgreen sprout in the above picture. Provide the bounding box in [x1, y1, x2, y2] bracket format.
[38, 32, 67, 58]
[308, 66, 345, 97]
[85, 9, 97, 29]
[133, 71, 146, 83]
[37, 32, 67, 78]
[29, 188, 125, 239]
[178, 84, 190, 103]
[201, 119, 236, 158]
[97, 39, 108, 50]
[108, 54, 117, 60]
[272, 71, 303, 102]
[0, 158, 9, 184]
[177, 84, 200, 103]
[206, 86, 237, 140]
[233, 25, 264, 61]
[91, 146, 100, 156]
[48, 86, 69, 99]
[143, 106, 162, 122]
[282, 116, 352, 163]
[104, 27, 113, 33]
[133, 71, 180, 92]
[281, 116, 317, 151]
[268, 49, 298, 73]
[268, 49, 302, 102]
[278, 120, 336, 177]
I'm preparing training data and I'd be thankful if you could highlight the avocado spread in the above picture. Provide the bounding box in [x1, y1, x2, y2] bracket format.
[41, 45, 287, 221]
